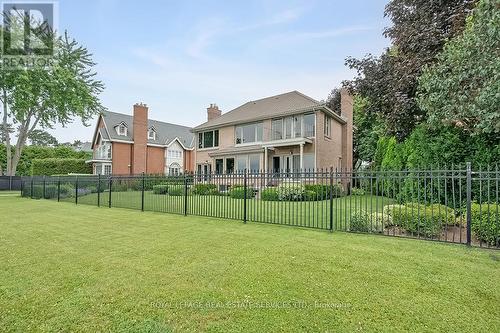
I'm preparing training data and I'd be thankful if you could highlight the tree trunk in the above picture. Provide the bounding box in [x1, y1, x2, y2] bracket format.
[2, 88, 12, 176]
[10, 113, 40, 176]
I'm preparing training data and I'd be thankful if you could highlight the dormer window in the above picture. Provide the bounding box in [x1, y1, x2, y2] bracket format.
[116, 122, 127, 136]
[148, 128, 157, 140]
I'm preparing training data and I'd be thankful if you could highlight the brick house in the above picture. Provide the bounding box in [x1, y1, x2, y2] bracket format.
[87, 103, 195, 175]
[192, 90, 353, 176]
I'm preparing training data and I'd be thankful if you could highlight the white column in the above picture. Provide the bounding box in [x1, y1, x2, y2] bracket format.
[299, 143, 304, 170]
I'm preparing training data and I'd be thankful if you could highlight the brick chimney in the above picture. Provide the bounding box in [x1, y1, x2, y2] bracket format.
[133, 103, 148, 174]
[340, 89, 353, 172]
[207, 103, 221, 121]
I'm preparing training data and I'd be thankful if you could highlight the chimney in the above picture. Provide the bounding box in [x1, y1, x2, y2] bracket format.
[207, 103, 221, 121]
[340, 89, 353, 172]
[133, 102, 148, 174]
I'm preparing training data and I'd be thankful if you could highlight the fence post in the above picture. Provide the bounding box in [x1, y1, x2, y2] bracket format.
[57, 177, 61, 202]
[30, 177, 33, 198]
[184, 174, 188, 216]
[75, 176, 79, 205]
[43, 175, 46, 199]
[97, 174, 101, 207]
[20, 177, 24, 195]
[243, 169, 247, 224]
[108, 176, 112, 208]
[9, 175, 12, 191]
[466, 162, 472, 246]
[329, 167, 334, 232]
[141, 172, 145, 212]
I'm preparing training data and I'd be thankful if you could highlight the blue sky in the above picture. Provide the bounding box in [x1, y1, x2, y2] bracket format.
[50, 0, 390, 142]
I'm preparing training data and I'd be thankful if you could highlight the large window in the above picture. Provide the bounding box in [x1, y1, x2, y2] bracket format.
[198, 130, 219, 149]
[303, 114, 315, 137]
[215, 159, 224, 174]
[284, 117, 292, 139]
[249, 154, 260, 171]
[96, 143, 111, 159]
[235, 123, 263, 144]
[226, 158, 234, 174]
[272, 113, 315, 140]
[272, 119, 283, 140]
[236, 156, 247, 172]
[324, 115, 332, 137]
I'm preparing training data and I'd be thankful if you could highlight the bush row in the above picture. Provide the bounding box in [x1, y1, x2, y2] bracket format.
[261, 183, 345, 202]
[31, 158, 92, 176]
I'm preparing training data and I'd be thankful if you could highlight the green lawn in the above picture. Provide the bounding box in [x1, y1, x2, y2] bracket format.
[1, 197, 499, 332]
[66, 191, 393, 230]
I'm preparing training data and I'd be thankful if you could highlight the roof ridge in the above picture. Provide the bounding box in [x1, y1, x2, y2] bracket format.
[101, 110, 192, 130]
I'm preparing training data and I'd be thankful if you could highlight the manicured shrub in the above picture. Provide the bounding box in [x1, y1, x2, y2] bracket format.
[471, 202, 499, 246]
[387, 203, 454, 238]
[192, 184, 218, 195]
[261, 188, 279, 201]
[304, 184, 345, 199]
[383, 204, 406, 226]
[152, 184, 169, 195]
[168, 185, 185, 196]
[277, 183, 305, 201]
[349, 211, 384, 233]
[351, 187, 366, 196]
[31, 158, 92, 176]
[303, 190, 318, 201]
[59, 184, 74, 198]
[111, 182, 129, 192]
[228, 186, 255, 199]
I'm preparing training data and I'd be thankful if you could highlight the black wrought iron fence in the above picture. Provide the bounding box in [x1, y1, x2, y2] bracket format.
[20, 163, 499, 249]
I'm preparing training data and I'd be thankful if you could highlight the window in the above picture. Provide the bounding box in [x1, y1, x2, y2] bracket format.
[284, 117, 292, 139]
[215, 159, 224, 174]
[303, 113, 315, 137]
[96, 143, 111, 159]
[236, 156, 247, 172]
[169, 163, 181, 176]
[148, 128, 156, 140]
[324, 115, 332, 137]
[249, 154, 260, 172]
[104, 164, 112, 175]
[116, 123, 127, 136]
[272, 119, 283, 140]
[235, 123, 263, 144]
[294, 115, 302, 138]
[198, 130, 219, 149]
[226, 158, 234, 174]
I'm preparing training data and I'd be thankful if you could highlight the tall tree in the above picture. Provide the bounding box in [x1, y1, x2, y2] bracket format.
[28, 129, 58, 146]
[418, 0, 500, 134]
[345, 0, 476, 139]
[1, 12, 105, 175]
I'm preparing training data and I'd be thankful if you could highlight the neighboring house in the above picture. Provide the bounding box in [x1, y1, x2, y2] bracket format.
[87, 103, 195, 175]
[192, 90, 353, 176]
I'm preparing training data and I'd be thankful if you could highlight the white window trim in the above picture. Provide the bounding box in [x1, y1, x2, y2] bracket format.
[235, 122, 263, 145]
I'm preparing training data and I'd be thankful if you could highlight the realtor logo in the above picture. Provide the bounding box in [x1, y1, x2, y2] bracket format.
[1, 1, 58, 66]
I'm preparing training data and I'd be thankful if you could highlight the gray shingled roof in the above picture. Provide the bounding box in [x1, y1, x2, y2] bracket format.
[193, 91, 322, 131]
[100, 110, 195, 148]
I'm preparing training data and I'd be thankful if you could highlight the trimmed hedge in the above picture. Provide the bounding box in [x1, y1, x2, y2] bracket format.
[349, 210, 385, 233]
[31, 158, 92, 176]
[261, 188, 280, 201]
[192, 184, 218, 195]
[152, 184, 169, 195]
[228, 186, 255, 199]
[384, 203, 456, 238]
[471, 202, 499, 246]
[168, 185, 185, 196]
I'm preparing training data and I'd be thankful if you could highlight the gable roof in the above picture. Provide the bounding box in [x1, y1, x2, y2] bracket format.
[98, 110, 195, 149]
[193, 90, 344, 131]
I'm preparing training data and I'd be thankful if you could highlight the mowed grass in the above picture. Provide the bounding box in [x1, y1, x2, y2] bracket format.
[70, 191, 392, 229]
[1, 197, 499, 332]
